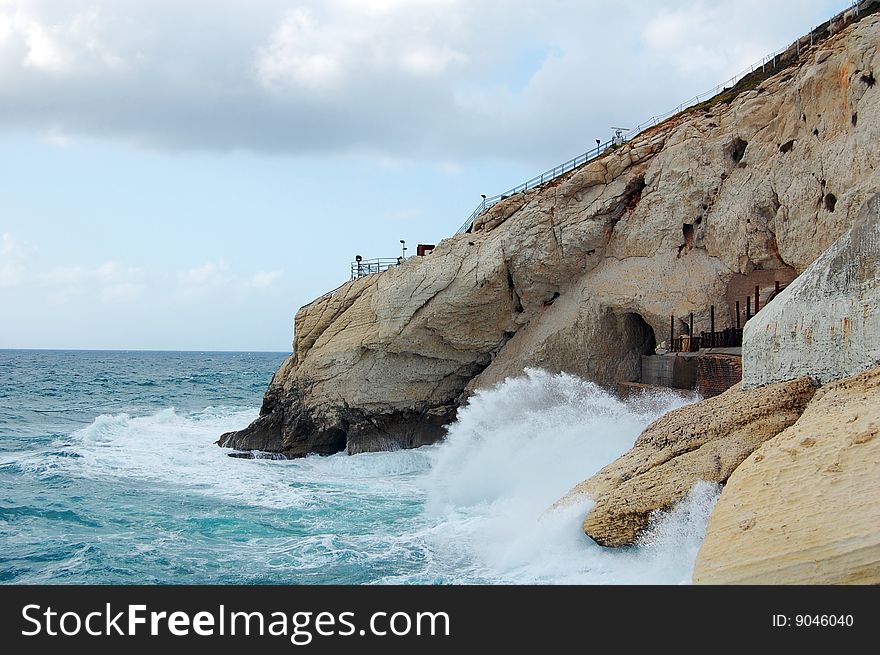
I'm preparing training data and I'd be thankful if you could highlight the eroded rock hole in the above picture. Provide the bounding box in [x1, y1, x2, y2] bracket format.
[862, 72, 876, 87]
[682, 223, 695, 246]
[624, 174, 647, 211]
[727, 137, 747, 163]
[824, 193, 837, 212]
[779, 140, 795, 154]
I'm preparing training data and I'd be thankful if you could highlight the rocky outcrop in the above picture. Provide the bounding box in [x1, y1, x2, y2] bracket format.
[743, 193, 880, 387]
[558, 377, 816, 547]
[221, 11, 880, 457]
[693, 366, 880, 584]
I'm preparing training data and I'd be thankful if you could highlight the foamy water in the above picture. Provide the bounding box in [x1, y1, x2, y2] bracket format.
[1, 351, 717, 584]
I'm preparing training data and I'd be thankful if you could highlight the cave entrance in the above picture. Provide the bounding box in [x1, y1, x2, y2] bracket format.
[616, 312, 657, 384]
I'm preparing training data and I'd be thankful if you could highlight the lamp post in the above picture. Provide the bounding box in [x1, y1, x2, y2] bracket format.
[400, 239, 407, 260]
[596, 138, 601, 156]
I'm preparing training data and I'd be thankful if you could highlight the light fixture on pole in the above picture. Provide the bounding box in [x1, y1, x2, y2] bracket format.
[400, 239, 407, 259]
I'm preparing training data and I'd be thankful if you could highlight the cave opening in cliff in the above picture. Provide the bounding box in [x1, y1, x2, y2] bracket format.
[618, 313, 657, 381]
[824, 193, 837, 212]
[727, 137, 748, 163]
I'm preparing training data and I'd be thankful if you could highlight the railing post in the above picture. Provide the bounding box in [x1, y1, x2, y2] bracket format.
[710, 305, 715, 347]
[735, 300, 741, 329]
[670, 314, 674, 350]
[746, 296, 751, 321]
[755, 285, 760, 313]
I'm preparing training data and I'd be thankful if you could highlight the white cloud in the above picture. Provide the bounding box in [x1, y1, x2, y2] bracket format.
[400, 46, 466, 76]
[255, 8, 344, 91]
[1, 3, 125, 75]
[43, 126, 72, 147]
[249, 270, 282, 289]
[0, 232, 28, 288]
[41, 261, 144, 303]
[178, 261, 282, 297]
[181, 260, 229, 288]
[0, 0, 850, 161]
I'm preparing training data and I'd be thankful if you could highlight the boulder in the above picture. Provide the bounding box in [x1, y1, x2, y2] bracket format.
[561, 377, 816, 547]
[693, 366, 880, 584]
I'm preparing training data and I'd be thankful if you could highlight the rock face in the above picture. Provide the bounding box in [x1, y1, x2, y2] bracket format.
[743, 193, 880, 387]
[693, 366, 880, 584]
[221, 11, 880, 457]
[558, 377, 816, 547]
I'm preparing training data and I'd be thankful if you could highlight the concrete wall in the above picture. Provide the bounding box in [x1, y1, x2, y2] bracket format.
[641, 354, 697, 389]
[743, 193, 880, 387]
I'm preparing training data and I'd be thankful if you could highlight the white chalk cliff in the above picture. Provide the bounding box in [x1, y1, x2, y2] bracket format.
[220, 8, 880, 458]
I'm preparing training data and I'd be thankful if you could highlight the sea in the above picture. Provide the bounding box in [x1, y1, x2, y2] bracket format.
[0, 349, 719, 584]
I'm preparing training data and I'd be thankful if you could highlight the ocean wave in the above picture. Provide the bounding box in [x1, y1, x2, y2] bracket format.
[2, 368, 717, 584]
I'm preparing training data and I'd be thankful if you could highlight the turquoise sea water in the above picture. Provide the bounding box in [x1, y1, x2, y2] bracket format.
[0, 350, 717, 584]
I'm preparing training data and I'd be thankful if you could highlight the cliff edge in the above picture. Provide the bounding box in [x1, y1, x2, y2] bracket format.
[220, 9, 880, 457]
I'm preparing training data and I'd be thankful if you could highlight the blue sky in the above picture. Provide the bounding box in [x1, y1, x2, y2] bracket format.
[0, 0, 850, 350]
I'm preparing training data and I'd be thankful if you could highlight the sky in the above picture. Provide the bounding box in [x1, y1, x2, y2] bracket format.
[0, 0, 851, 351]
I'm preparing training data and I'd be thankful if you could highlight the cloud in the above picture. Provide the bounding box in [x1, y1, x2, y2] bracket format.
[41, 261, 145, 303]
[0, 232, 28, 287]
[0, 0, 848, 162]
[178, 260, 282, 297]
[1, 3, 125, 75]
[249, 270, 282, 289]
[43, 126, 72, 147]
[255, 8, 344, 91]
[641, 2, 774, 79]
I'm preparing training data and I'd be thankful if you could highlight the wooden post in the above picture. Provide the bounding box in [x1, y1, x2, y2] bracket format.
[670, 314, 674, 350]
[755, 285, 760, 313]
[775, 280, 781, 295]
[735, 301, 741, 329]
[710, 305, 715, 347]
[746, 296, 751, 320]
[689, 313, 694, 350]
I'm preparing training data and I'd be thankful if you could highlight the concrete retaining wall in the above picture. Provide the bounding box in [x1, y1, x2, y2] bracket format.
[743, 193, 880, 387]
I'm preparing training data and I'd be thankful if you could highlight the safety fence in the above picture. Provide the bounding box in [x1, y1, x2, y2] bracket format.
[455, 0, 865, 235]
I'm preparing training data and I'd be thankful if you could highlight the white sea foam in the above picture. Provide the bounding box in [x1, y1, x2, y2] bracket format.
[413, 369, 713, 584]
[36, 368, 720, 583]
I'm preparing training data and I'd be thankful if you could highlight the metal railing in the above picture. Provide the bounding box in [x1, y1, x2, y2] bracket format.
[455, 0, 864, 235]
[351, 257, 399, 280]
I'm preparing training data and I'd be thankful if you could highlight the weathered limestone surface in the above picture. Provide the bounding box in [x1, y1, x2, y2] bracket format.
[558, 378, 816, 547]
[694, 366, 880, 584]
[221, 14, 880, 456]
[742, 193, 880, 387]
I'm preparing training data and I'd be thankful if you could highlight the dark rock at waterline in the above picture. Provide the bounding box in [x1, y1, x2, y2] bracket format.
[216, 379, 457, 458]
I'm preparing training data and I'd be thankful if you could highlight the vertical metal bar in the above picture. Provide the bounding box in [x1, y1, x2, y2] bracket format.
[689, 313, 694, 351]
[670, 314, 674, 350]
[746, 296, 752, 320]
[755, 285, 760, 313]
[775, 280, 780, 296]
[735, 301, 741, 329]
[710, 305, 715, 347]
